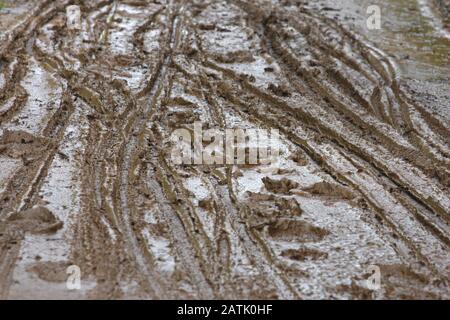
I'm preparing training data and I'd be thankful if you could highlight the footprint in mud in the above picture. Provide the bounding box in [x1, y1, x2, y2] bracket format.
[335, 264, 442, 299]
[6, 206, 63, 235]
[289, 150, 309, 166]
[166, 96, 197, 108]
[0, 130, 51, 159]
[375, 264, 441, 299]
[213, 50, 255, 64]
[267, 219, 330, 242]
[262, 177, 299, 195]
[245, 192, 303, 228]
[267, 83, 291, 97]
[281, 247, 328, 261]
[294, 181, 355, 200]
[198, 198, 215, 211]
[27, 261, 72, 283]
[166, 109, 199, 128]
[331, 282, 374, 300]
[246, 191, 303, 216]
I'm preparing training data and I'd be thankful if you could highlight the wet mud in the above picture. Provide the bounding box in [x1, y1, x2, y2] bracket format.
[0, 0, 449, 299]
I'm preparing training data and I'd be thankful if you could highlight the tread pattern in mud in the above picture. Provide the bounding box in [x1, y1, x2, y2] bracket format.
[0, 0, 449, 299]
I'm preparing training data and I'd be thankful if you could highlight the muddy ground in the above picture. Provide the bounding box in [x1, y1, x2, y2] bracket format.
[0, 0, 449, 299]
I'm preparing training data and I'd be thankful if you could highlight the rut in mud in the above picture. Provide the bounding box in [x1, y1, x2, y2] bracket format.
[0, 0, 449, 299]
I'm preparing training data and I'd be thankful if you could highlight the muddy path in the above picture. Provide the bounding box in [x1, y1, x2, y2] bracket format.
[0, 0, 449, 299]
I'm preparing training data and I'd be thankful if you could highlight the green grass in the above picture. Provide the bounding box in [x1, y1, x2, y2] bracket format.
[0, 1, 4, 10]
